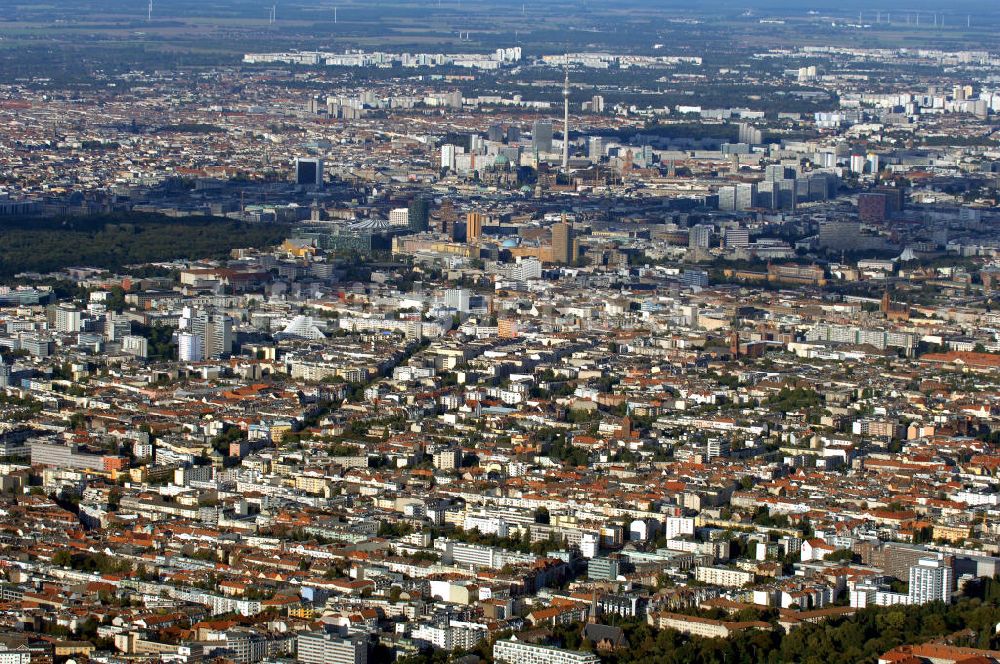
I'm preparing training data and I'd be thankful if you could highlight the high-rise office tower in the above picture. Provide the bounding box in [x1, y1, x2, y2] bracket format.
[190, 312, 233, 359]
[211, 315, 233, 359]
[121, 335, 148, 358]
[588, 136, 605, 159]
[53, 305, 82, 333]
[551, 220, 574, 264]
[0, 355, 10, 388]
[532, 120, 553, 154]
[105, 314, 132, 341]
[738, 123, 763, 145]
[408, 198, 430, 233]
[636, 145, 654, 168]
[445, 288, 471, 313]
[441, 144, 459, 171]
[466, 212, 486, 243]
[295, 158, 323, 187]
[764, 164, 796, 182]
[867, 152, 880, 174]
[735, 183, 756, 211]
[725, 226, 750, 248]
[178, 333, 204, 362]
[689, 224, 712, 249]
[777, 179, 796, 210]
[718, 186, 738, 212]
[437, 199, 458, 239]
[389, 208, 409, 227]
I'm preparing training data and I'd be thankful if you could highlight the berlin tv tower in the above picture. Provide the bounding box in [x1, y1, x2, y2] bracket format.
[562, 63, 570, 171]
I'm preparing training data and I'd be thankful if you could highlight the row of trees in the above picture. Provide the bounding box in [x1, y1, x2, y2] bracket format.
[595, 583, 1000, 664]
[392, 576, 1000, 664]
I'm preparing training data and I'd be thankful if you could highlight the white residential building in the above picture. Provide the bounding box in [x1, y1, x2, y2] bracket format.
[494, 638, 600, 664]
[909, 556, 954, 605]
